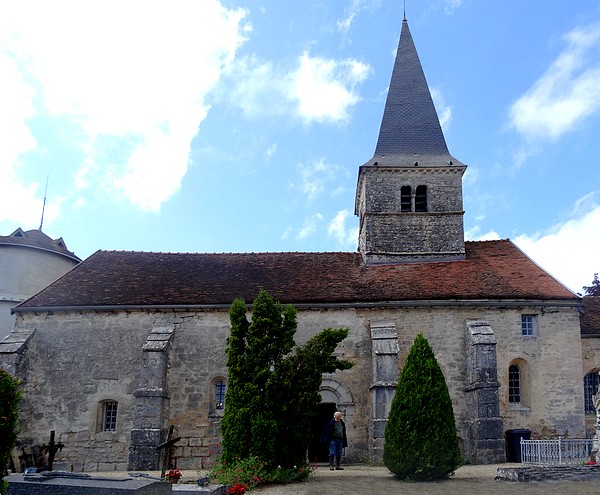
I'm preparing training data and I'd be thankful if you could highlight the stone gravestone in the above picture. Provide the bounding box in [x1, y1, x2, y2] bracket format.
[7, 472, 171, 495]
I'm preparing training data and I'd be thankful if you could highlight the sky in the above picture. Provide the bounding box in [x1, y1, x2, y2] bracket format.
[1, 1, 599, 295]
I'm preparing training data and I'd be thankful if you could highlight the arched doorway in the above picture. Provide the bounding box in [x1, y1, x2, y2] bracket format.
[308, 402, 336, 462]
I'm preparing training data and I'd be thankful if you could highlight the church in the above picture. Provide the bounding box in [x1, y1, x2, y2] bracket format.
[1, 17, 596, 472]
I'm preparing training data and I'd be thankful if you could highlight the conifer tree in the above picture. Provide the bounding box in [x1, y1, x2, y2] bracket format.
[383, 333, 461, 481]
[584, 273, 600, 296]
[0, 369, 21, 495]
[221, 290, 352, 468]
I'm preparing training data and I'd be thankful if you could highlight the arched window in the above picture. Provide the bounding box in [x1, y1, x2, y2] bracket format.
[584, 371, 600, 413]
[509, 365, 520, 403]
[99, 400, 118, 432]
[415, 185, 427, 212]
[215, 381, 226, 410]
[400, 186, 412, 212]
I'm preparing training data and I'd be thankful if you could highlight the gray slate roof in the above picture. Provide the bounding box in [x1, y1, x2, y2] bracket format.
[365, 18, 465, 168]
[0, 228, 80, 261]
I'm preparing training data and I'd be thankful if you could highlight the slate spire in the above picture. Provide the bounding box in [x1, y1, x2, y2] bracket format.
[369, 18, 463, 168]
[355, 17, 466, 264]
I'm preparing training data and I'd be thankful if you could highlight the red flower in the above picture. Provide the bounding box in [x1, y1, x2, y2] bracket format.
[227, 483, 248, 495]
[166, 469, 182, 480]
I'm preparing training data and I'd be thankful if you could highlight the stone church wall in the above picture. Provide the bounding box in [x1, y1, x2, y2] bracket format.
[11, 311, 148, 471]
[5, 301, 585, 471]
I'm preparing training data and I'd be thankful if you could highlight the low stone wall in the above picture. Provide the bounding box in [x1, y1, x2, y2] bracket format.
[496, 465, 600, 482]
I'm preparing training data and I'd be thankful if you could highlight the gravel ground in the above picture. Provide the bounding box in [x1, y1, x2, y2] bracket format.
[94, 463, 600, 495]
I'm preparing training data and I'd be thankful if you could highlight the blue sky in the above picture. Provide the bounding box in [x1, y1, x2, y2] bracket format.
[1, 1, 599, 295]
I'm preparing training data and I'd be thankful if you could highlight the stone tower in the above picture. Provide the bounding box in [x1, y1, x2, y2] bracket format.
[355, 17, 466, 264]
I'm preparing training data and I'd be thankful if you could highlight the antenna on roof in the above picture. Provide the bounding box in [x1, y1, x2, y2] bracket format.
[403, 0, 406, 20]
[39, 175, 49, 232]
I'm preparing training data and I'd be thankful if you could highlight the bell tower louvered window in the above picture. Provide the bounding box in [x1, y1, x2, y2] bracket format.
[400, 186, 412, 212]
[415, 185, 427, 212]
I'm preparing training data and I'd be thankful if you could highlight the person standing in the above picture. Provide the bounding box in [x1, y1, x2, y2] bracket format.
[321, 411, 348, 470]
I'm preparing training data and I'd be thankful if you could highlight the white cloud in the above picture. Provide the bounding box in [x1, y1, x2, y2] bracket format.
[297, 159, 334, 203]
[227, 57, 284, 118]
[328, 210, 359, 247]
[229, 52, 370, 125]
[290, 53, 371, 124]
[509, 23, 600, 140]
[297, 213, 324, 239]
[444, 0, 464, 15]
[0, 52, 42, 225]
[266, 143, 277, 158]
[0, 1, 249, 212]
[513, 192, 600, 294]
[464, 226, 500, 241]
[337, 0, 371, 34]
[430, 87, 453, 133]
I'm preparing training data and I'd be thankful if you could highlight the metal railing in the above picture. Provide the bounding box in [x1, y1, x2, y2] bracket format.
[520, 437, 594, 465]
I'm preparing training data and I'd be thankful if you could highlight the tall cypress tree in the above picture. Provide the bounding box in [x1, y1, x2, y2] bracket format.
[221, 290, 352, 468]
[383, 333, 461, 481]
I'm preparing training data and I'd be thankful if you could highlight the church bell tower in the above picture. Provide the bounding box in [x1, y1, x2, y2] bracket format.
[355, 17, 466, 264]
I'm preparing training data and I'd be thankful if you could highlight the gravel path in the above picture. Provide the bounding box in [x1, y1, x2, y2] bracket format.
[96, 464, 600, 495]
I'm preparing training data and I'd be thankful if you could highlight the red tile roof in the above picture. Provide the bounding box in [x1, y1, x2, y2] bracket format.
[17, 240, 578, 311]
[581, 297, 600, 336]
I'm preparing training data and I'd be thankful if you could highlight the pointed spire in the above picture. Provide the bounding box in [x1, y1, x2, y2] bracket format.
[370, 18, 462, 168]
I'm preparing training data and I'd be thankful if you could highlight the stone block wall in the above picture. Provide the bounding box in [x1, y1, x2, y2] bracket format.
[5, 301, 585, 470]
[356, 167, 466, 262]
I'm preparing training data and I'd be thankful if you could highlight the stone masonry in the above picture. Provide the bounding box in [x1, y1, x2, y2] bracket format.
[0, 301, 585, 471]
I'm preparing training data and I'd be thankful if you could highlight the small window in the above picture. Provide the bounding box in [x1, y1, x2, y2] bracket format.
[584, 372, 600, 413]
[102, 401, 118, 432]
[400, 186, 412, 212]
[509, 365, 521, 403]
[521, 315, 536, 336]
[415, 185, 427, 212]
[215, 381, 226, 410]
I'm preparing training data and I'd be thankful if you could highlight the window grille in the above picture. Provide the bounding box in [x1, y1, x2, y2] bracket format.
[509, 364, 521, 403]
[102, 401, 118, 432]
[521, 315, 535, 336]
[400, 186, 412, 212]
[215, 381, 226, 410]
[584, 372, 600, 413]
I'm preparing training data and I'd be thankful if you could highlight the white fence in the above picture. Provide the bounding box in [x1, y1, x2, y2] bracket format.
[520, 437, 594, 465]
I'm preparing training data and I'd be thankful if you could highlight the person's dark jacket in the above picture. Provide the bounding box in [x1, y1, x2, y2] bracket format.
[320, 418, 348, 448]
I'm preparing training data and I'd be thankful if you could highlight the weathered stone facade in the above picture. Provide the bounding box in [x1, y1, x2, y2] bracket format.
[2, 300, 585, 471]
[356, 166, 466, 263]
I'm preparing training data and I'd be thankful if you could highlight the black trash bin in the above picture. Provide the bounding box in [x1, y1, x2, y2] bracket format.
[505, 429, 531, 462]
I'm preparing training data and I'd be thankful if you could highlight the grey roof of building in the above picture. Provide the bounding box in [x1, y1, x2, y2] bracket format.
[364, 18, 465, 169]
[0, 228, 80, 261]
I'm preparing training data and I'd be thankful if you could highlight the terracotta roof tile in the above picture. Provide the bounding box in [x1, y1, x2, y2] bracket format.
[581, 297, 600, 336]
[17, 240, 577, 310]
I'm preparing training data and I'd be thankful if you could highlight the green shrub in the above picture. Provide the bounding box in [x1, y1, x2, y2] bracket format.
[0, 368, 21, 495]
[221, 290, 352, 470]
[209, 455, 311, 488]
[383, 333, 462, 481]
